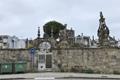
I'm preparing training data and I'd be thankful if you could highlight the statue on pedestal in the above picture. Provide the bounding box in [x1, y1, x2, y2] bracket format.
[97, 12, 110, 47]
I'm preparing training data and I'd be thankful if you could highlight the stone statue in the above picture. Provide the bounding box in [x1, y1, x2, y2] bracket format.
[97, 12, 110, 46]
[59, 26, 68, 41]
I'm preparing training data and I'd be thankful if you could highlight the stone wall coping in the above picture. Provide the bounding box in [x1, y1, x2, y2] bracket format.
[0, 48, 40, 51]
[52, 47, 120, 50]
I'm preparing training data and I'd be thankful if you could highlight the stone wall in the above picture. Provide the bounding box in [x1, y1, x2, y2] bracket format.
[0, 48, 120, 74]
[0, 49, 32, 72]
[52, 48, 120, 74]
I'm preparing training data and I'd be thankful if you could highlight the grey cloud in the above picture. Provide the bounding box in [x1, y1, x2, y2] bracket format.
[0, 0, 120, 39]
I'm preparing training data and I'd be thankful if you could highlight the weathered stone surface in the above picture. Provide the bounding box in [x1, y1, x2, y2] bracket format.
[0, 49, 30, 62]
[52, 48, 120, 74]
[0, 48, 120, 74]
[0, 49, 32, 72]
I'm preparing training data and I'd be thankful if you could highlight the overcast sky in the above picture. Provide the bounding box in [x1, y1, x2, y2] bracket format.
[0, 0, 120, 40]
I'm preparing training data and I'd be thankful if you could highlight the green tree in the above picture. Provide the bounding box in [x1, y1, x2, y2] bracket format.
[43, 21, 65, 39]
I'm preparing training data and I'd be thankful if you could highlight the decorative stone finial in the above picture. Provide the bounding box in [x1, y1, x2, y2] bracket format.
[100, 11, 103, 18]
[37, 27, 40, 39]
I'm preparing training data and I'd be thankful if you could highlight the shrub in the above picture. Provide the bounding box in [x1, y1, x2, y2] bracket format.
[82, 68, 94, 73]
[113, 70, 120, 74]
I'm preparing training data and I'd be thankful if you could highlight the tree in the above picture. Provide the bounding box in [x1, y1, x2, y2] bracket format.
[43, 21, 65, 39]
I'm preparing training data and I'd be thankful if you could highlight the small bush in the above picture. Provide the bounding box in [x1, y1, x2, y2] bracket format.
[94, 70, 101, 74]
[70, 67, 79, 72]
[70, 66, 82, 72]
[113, 70, 120, 74]
[82, 68, 94, 73]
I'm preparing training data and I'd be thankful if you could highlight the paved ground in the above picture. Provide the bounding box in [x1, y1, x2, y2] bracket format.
[0, 72, 120, 80]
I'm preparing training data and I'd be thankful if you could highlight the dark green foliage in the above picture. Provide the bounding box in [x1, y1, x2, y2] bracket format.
[81, 68, 94, 73]
[70, 66, 94, 73]
[113, 70, 120, 74]
[43, 21, 65, 39]
[94, 70, 101, 74]
[70, 66, 81, 72]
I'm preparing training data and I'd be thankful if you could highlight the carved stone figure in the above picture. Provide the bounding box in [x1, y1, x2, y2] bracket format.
[97, 12, 110, 46]
[59, 26, 68, 41]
